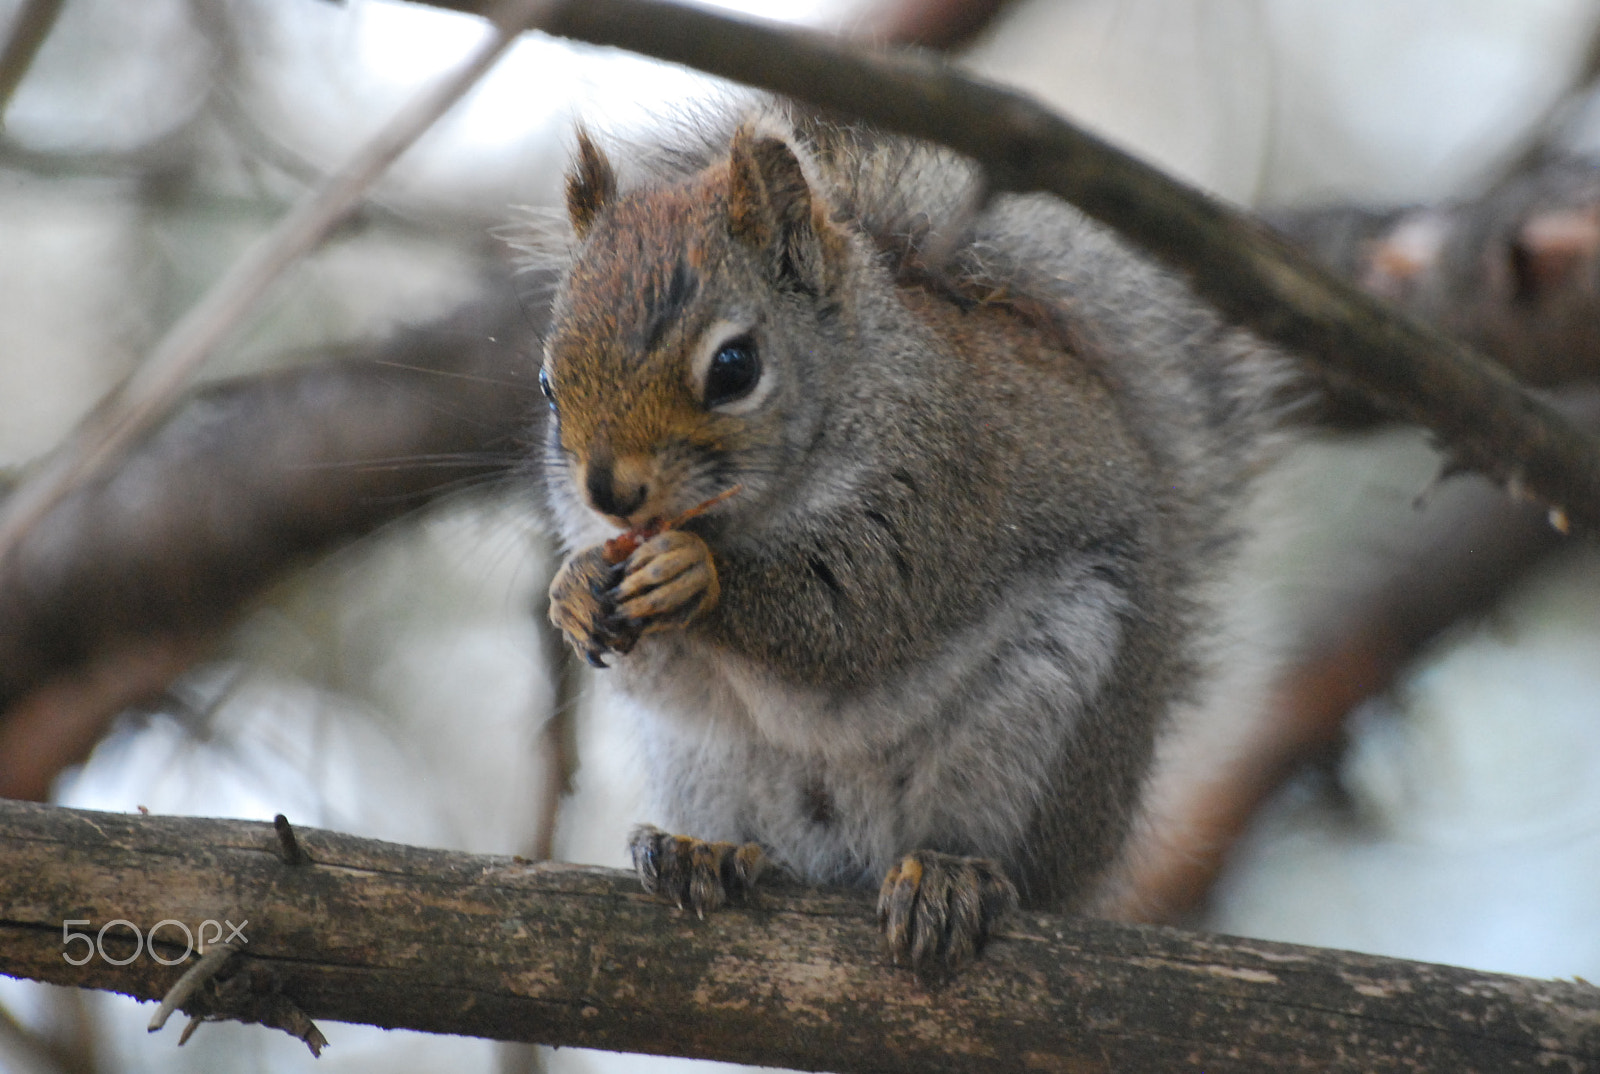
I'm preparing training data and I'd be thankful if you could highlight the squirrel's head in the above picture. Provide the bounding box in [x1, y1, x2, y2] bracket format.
[540, 122, 855, 534]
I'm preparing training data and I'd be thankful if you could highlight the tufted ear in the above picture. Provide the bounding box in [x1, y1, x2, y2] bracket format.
[727, 125, 837, 294]
[566, 128, 616, 239]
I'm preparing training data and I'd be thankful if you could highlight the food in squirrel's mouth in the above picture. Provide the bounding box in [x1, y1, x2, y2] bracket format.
[601, 483, 742, 565]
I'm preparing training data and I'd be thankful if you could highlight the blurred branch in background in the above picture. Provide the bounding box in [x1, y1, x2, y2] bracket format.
[2, 1, 1600, 1069]
[0, 0, 64, 119]
[0, 295, 542, 800]
[0, 0, 553, 571]
[410, 0, 1600, 526]
[1129, 152, 1600, 919]
[1276, 160, 1600, 396]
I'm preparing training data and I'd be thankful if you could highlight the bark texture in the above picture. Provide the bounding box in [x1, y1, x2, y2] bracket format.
[1, 801, 1597, 1073]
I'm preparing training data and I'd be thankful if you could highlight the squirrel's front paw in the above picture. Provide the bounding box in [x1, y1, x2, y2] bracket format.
[877, 850, 1018, 979]
[548, 546, 629, 667]
[611, 529, 719, 636]
[629, 823, 765, 917]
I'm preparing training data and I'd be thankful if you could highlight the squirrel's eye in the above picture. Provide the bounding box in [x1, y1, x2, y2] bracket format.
[539, 368, 558, 414]
[704, 338, 761, 409]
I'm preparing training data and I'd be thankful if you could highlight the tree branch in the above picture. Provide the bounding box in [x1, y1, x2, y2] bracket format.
[439, 0, 1600, 528]
[1, 800, 1596, 1073]
[1128, 147, 1600, 915]
[0, 0, 65, 120]
[1273, 159, 1600, 396]
[0, 295, 542, 797]
[0, 0, 554, 568]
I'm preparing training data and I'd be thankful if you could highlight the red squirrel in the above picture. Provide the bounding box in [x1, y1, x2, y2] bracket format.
[534, 111, 1292, 974]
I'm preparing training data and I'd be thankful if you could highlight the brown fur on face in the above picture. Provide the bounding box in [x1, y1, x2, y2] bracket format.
[543, 126, 851, 528]
[547, 166, 741, 526]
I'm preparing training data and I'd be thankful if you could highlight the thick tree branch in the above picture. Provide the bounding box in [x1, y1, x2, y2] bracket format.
[1, 801, 1597, 1073]
[5, 0, 1600, 943]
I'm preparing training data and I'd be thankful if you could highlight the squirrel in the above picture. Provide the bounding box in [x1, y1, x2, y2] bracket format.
[533, 109, 1293, 976]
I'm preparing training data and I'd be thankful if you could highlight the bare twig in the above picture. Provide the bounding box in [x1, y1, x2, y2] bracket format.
[0, 0, 64, 122]
[272, 815, 307, 867]
[147, 944, 239, 1033]
[530, 532, 583, 862]
[0, 0, 552, 567]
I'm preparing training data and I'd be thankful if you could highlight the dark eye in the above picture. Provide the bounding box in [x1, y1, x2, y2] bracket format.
[704, 337, 761, 409]
[539, 367, 558, 414]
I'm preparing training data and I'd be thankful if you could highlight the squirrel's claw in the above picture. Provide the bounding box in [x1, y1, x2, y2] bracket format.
[548, 546, 629, 664]
[613, 529, 720, 633]
[877, 850, 1017, 980]
[629, 823, 765, 916]
[548, 530, 718, 666]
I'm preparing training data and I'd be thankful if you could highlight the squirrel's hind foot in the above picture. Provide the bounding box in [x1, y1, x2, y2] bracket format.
[878, 850, 1018, 980]
[629, 823, 765, 918]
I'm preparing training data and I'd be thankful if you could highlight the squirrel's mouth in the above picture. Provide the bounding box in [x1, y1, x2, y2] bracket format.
[600, 510, 650, 531]
[590, 494, 672, 533]
[598, 483, 745, 545]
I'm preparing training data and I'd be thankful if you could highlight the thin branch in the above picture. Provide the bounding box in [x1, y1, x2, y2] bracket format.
[530, 532, 583, 862]
[0, 0, 552, 568]
[146, 944, 240, 1034]
[0, 0, 64, 122]
[466, 0, 1600, 528]
[2, 800, 1597, 1073]
[1128, 447, 1573, 918]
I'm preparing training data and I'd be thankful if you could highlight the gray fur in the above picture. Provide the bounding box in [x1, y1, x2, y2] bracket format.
[533, 111, 1296, 913]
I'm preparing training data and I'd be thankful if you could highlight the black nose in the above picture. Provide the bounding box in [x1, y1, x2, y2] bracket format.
[586, 461, 647, 518]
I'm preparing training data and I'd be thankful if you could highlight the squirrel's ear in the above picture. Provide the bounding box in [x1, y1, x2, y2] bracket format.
[566, 128, 616, 239]
[727, 125, 838, 294]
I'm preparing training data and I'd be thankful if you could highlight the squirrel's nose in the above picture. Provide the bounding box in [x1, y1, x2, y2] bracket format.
[585, 459, 649, 520]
